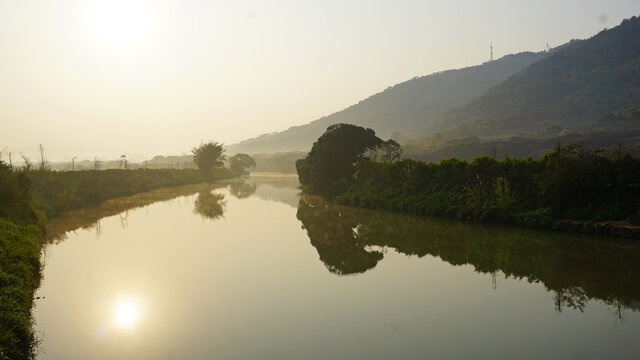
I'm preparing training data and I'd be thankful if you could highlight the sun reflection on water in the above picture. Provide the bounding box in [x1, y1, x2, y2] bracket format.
[113, 298, 142, 328]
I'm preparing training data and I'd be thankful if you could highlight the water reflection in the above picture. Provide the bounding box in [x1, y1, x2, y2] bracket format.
[113, 298, 143, 328]
[229, 182, 257, 199]
[296, 200, 383, 275]
[45, 183, 225, 243]
[193, 191, 226, 220]
[297, 195, 640, 315]
[36, 173, 640, 359]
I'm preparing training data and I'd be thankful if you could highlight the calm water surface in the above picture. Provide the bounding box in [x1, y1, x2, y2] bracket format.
[35, 173, 640, 359]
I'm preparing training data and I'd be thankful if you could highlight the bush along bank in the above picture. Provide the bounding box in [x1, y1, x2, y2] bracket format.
[0, 166, 234, 359]
[297, 124, 640, 238]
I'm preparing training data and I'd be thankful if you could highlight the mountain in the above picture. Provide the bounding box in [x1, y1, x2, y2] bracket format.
[225, 51, 546, 154]
[440, 16, 640, 137]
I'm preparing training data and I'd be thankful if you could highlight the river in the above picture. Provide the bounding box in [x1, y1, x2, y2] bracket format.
[34, 173, 640, 359]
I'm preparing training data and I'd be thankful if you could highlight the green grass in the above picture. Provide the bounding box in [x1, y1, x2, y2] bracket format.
[0, 220, 42, 360]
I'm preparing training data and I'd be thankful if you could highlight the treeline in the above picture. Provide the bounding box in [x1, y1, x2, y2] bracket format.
[404, 116, 640, 163]
[338, 145, 640, 228]
[298, 124, 640, 233]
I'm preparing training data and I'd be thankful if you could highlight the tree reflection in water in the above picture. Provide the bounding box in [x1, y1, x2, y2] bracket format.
[229, 182, 257, 199]
[296, 195, 640, 316]
[193, 191, 227, 221]
[46, 183, 223, 243]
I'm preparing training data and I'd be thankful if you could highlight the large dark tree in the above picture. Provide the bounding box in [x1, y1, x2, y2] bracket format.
[296, 123, 384, 195]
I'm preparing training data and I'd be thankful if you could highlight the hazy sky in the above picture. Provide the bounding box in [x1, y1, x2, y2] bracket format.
[1, 0, 638, 161]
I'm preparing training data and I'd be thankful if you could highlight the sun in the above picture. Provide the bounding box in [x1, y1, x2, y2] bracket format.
[113, 299, 141, 328]
[92, 0, 149, 45]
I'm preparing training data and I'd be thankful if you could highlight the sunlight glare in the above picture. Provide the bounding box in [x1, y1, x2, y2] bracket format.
[113, 299, 141, 328]
[92, 0, 149, 45]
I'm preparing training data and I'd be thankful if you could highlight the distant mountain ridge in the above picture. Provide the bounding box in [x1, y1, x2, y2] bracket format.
[440, 16, 640, 136]
[225, 51, 546, 154]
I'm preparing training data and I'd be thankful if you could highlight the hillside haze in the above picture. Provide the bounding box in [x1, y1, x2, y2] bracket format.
[440, 16, 640, 137]
[226, 52, 545, 154]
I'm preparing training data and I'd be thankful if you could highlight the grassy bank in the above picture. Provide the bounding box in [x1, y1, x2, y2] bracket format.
[0, 220, 42, 360]
[28, 168, 226, 217]
[0, 166, 232, 359]
[330, 146, 640, 235]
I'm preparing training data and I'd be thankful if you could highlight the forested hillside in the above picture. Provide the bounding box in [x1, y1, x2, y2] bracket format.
[226, 52, 545, 154]
[440, 16, 640, 137]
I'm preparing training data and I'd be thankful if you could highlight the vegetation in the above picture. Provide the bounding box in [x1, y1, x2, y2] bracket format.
[441, 16, 640, 138]
[228, 153, 256, 176]
[296, 124, 385, 195]
[0, 164, 43, 360]
[192, 141, 226, 178]
[28, 168, 218, 218]
[341, 146, 640, 228]
[404, 116, 640, 162]
[298, 125, 640, 233]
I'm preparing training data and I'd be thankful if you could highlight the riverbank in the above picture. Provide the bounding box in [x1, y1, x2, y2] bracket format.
[0, 168, 233, 359]
[295, 125, 640, 240]
[328, 151, 640, 239]
[30, 168, 231, 217]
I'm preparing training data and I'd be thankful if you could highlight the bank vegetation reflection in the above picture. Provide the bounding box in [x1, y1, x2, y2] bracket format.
[45, 179, 640, 321]
[296, 195, 640, 319]
[193, 191, 227, 221]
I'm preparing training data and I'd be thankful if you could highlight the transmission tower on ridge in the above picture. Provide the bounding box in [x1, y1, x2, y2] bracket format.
[490, 42, 493, 61]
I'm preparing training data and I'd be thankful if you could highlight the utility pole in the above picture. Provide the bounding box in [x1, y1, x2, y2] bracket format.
[8, 152, 11, 169]
[72, 157, 77, 171]
[39, 144, 45, 170]
[95, 157, 99, 170]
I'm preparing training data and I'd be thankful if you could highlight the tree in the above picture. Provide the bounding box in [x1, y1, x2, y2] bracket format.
[192, 141, 225, 178]
[20, 153, 32, 171]
[229, 153, 256, 176]
[296, 123, 384, 195]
